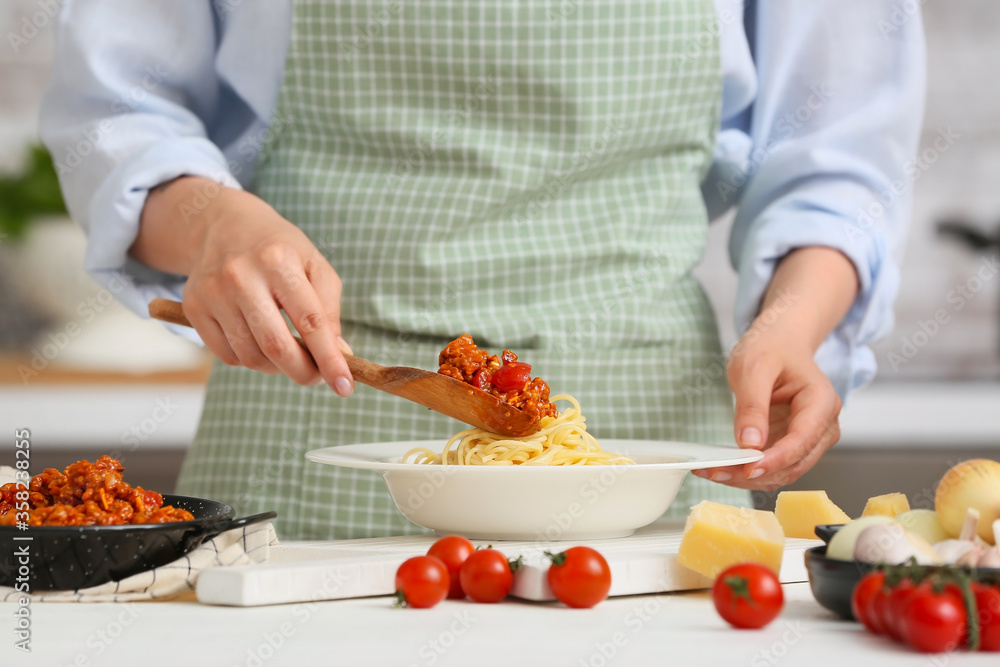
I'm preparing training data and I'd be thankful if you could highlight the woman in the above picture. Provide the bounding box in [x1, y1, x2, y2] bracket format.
[41, 1, 924, 539]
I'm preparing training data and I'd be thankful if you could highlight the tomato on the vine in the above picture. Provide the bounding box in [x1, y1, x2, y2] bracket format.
[900, 584, 967, 654]
[545, 547, 612, 609]
[395, 556, 449, 609]
[973, 582, 1000, 652]
[884, 578, 918, 641]
[490, 362, 532, 392]
[427, 535, 476, 600]
[852, 571, 885, 632]
[711, 563, 784, 629]
[460, 548, 518, 603]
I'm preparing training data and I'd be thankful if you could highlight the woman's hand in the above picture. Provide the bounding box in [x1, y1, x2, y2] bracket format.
[697, 326, 842, 490]
[132, 177, 354, 395]
[693, 247, 858, 490]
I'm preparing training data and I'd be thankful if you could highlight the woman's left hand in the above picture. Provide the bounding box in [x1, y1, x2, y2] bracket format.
[693, 326, 842, 490]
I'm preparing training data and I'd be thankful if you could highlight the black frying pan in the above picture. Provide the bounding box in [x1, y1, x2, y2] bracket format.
[0, 495, 276, 591]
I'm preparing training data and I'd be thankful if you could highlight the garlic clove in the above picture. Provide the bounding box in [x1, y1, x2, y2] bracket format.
[979, 546, 1000, 568]
[934, 538, 981, 565]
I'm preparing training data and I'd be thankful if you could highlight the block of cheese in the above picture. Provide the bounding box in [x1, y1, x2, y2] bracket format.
[861, 492, 910, 518]
[676, 501, 785, 579]
[774, 490, 852, 539]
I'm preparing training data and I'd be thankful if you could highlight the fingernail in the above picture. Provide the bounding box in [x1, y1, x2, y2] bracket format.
[333, 376, 354, 397]
[740, 427, 763, 447]
[337, 336, 354, 356]
[747, 467, 765, 479]
[711, 471, 732, 482]
[310, 376, 325, 386]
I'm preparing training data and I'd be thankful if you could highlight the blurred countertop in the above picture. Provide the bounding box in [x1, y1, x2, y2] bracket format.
[1, 355, 998, 449]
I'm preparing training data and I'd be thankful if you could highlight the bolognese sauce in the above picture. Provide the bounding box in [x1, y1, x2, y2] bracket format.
[437, 334, 558, 421]
[0, 455, 194, 526]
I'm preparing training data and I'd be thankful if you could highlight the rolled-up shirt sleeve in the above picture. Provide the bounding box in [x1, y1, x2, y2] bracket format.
[717, 1, 926, 399]
[39, 1, 242, 339]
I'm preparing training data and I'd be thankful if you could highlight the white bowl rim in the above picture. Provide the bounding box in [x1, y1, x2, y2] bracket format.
[305, 439, 763, 472]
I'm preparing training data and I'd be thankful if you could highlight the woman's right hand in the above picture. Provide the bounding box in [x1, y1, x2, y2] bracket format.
[132, 177, 354, 396]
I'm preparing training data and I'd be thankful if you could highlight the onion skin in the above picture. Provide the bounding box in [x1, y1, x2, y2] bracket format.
[934, 459, 1000, 545]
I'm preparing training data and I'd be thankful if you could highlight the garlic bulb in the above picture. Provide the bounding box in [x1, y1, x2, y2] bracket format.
[935, 458, 1000, 545]
[854, 524, 941, 565]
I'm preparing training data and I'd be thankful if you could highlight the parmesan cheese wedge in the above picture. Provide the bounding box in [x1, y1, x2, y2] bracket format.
[861, 492, 910, 518]
[676, 501, 785, 579]
[774, 490, 852, 539]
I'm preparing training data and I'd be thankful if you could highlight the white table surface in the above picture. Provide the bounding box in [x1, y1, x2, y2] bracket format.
[2, 583, 996, 667]
[6, 381, 999, 449]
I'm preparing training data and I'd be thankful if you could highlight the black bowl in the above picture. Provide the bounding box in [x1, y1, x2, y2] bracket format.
[0, 495, 275, 591]
[804, 535, 1000, 621]
[803, 545, 878, 619]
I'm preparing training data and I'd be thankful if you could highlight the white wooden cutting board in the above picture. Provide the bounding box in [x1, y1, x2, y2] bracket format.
[196, 518, 820, 607]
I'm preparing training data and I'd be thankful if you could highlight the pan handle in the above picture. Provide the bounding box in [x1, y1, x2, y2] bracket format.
[185, 511, 278, 550]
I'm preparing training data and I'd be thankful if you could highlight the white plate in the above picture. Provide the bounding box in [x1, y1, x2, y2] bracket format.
[306, 440, 762, 540]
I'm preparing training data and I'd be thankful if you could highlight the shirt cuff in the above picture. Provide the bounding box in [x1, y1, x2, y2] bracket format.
[83, 137, 242, 343]
[732, 200, 898, 401]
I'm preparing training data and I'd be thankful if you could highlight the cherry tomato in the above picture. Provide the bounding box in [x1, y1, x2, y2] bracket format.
[869, 583, 893, 637]
[427, 535, 475, 600]
[901, 584, 967, 653]
[711, 563, 784, 629]
[472, 368, 491, 390]
[852, 572, 885, 631]
[545, 547, 612, 609]
[885, 578, 918, 641]
[973, 582, 1000, 652]
[490, 362, 532, 392]
[395, 556, 449, 609]
[460, 548, 516, 603]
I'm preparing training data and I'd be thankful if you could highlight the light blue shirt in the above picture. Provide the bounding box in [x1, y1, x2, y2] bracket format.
[39, 0, 925, 399]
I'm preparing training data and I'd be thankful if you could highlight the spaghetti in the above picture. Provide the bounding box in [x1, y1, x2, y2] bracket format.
[403, 395, 634, 466]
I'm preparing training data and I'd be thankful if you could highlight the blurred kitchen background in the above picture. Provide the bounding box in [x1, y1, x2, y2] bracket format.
[0, 2, 997, 514]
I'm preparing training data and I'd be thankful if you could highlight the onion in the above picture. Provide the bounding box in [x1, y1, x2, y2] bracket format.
[934, 458, 1000, 545]
[895, 509, 950, 545]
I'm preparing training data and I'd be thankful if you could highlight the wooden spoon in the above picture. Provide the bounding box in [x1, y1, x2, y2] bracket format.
[148, 298, 541, 437]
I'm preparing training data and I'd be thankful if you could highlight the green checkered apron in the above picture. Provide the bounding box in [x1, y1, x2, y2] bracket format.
[176, 0, 749, 540]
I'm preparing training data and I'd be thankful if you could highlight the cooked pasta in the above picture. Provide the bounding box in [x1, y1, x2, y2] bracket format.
[403, 395, 634, 466]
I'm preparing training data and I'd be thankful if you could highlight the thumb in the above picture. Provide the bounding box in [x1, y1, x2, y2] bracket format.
[729, 360, 777, 450]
